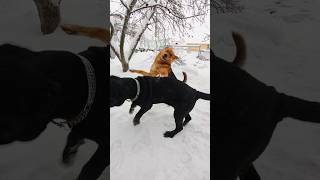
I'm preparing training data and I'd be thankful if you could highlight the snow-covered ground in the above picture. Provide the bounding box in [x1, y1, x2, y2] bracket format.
[0, 0, 107, 179]
[214, 0, 320, 179]
[110, 51, 210, 180]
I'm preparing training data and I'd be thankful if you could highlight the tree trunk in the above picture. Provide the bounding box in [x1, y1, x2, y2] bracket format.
[33, 0, 61, 34]
[122, 62, 129, 72]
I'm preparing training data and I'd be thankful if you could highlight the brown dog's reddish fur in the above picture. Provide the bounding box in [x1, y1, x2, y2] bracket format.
[130, 47, 187, 82]
[61, 24, 109, 43]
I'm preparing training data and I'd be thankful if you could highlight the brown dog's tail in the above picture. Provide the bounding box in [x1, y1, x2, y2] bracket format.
[231, 31, 246, 67]
[129, 69, 152, 76]
[182, 72, 187, 83]
[61, 24, 109, 43]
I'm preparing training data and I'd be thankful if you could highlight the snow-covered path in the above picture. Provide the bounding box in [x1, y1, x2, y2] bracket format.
[214, 0, 320, 179]
[110, 51, 210, 180]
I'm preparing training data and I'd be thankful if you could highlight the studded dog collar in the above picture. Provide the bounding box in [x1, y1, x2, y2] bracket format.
[131, 78, 140, 102]
[51, 54, 96, 129]
[69, 54, 96, 127]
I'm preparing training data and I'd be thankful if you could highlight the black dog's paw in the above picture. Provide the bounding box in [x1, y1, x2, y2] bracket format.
[163, 131, 176, 138]
[62, 150, 77, 166]
[129, 107, 134, 114]
[183, 120, 191, 126]
[183, 115, 192, 126]
[133, 118, 140, 126]
[62, 139, 85, 166]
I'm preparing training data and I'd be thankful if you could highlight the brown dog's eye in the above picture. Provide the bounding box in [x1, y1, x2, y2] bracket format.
[162, 54, 168, 60]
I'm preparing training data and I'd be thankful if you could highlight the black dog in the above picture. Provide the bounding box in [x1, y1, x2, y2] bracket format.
[110, 76, 210, 138]
[0, 44, 108, 180]
[213, 39, 320, 179]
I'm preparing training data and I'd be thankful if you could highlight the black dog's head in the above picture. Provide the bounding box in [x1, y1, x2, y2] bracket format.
[110, 76, 130, 107]
[0, 64, 60, 144]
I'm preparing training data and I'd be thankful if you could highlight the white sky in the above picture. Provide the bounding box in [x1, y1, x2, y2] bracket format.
[110, 0, 210, 43]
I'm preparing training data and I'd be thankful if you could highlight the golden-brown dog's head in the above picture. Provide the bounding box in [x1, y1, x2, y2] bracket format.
[156, 47, 179, 64]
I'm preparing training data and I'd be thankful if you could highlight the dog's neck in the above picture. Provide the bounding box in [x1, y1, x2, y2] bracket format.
[47, 54, 93, 122]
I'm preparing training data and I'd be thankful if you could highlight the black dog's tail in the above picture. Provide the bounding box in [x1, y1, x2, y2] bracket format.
[232, 32, 246, 67]
[197, 91, 210, 101]
[278, 93, 320, 123]
[182, 72, 187, 83]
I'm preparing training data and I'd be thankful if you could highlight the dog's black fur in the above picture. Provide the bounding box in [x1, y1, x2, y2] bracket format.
[213, 49, 320, 179]
[0, 44, 108, 180]
[110, 76, 210, 138]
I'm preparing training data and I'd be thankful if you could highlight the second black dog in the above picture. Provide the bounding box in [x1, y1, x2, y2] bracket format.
[214, 48, 320, 180]
[110, 76, 210, 138]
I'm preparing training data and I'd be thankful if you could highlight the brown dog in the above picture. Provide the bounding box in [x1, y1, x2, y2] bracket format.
[130, 31, 246, 80]
[130, 47, 187, 82]
[60, 24, 187, 82]
[60, 24, 246, 75]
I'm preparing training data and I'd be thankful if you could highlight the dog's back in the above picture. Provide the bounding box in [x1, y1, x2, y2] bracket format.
[0, 44, 35, 62]
[137, 77, 203, 106]
[213, 55, 279, 128]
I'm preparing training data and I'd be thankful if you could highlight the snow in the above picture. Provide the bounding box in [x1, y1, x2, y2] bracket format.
[214, 0, 320, 179]
[0, 0, 106, 179]
[110, 51, 210, 180]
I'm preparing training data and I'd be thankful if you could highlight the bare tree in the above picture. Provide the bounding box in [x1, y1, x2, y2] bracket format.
[33, 0, 62, 34]
[110, 0, 210, 72]
[212, 0, 244, 13]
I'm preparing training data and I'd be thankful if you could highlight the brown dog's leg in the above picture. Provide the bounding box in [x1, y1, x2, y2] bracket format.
[61, 24, 109, 43]
[129, 69, 152, 76]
